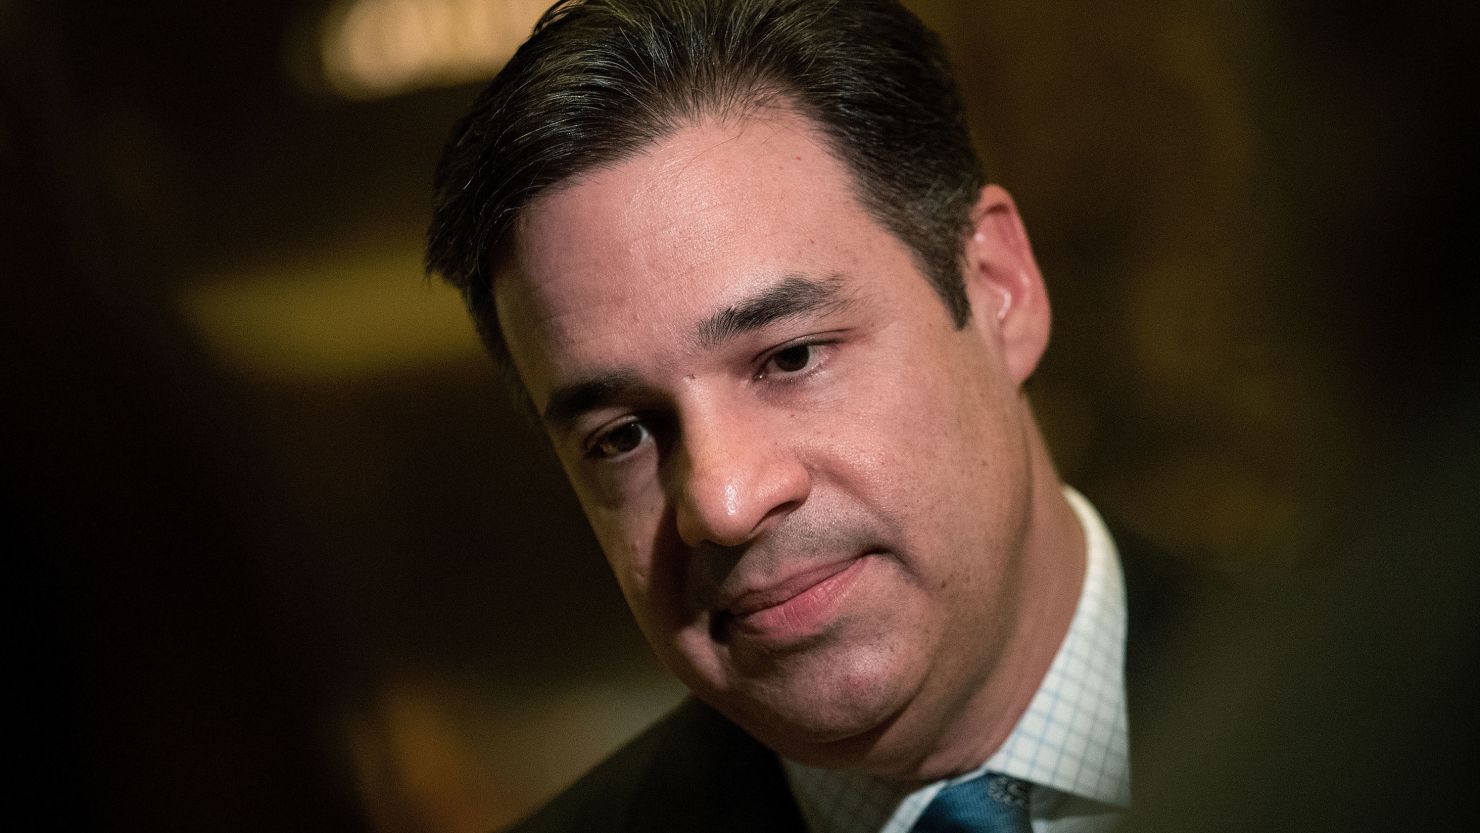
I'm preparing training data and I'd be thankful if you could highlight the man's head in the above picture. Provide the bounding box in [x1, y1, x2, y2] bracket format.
[427, 0, 984, 387]
[428, 0, 1083, 779]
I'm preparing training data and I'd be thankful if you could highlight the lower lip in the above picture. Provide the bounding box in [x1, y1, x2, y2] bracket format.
[728, 557, 870, 645]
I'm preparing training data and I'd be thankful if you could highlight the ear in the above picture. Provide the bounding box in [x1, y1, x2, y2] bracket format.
[962, 184, 1051, 386]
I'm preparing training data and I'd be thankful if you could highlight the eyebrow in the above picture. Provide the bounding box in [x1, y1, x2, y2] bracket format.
[541, 274, 853, 431]
[541, 370, 642, 433]
[694, 273, 852, 349]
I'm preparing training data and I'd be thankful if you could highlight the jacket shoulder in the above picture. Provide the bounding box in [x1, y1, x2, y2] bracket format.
[503, 699, 805, 833]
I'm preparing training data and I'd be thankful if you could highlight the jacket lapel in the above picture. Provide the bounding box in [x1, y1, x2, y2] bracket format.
[623, 699, 808, 833]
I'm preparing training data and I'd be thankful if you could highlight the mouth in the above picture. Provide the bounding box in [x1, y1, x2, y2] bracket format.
[718, 555, 872, 646]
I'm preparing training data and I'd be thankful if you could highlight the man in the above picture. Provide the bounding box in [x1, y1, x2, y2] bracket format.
[427, 1, 1168, 830]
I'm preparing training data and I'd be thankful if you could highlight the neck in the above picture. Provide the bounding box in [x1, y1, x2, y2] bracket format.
[900, 418, 1087, 781]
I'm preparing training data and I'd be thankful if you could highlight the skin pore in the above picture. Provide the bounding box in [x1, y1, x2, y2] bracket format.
[497, 108, 1085, 781]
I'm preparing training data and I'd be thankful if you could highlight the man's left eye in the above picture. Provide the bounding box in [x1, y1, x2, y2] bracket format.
[753, 334, 842, 381]
[768, 344, 815, 373]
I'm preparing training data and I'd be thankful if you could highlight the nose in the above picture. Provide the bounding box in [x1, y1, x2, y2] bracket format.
[670, 405, 811, 549]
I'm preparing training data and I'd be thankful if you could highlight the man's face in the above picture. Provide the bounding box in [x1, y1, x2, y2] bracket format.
[498, 111, 1049, 772]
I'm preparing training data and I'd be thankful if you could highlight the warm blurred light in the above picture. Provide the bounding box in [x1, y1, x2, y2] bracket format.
[347, 672, 685, 833]
[178, 242, 482, 381]
[318, 0, 551, 99]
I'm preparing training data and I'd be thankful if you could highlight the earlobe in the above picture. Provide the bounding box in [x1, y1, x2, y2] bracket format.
[962, 185, 1052, 385]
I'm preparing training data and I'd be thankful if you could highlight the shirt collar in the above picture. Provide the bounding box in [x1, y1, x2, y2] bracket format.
[782, 487, 1130, 833]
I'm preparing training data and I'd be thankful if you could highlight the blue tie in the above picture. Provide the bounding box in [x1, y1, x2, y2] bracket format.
[910, 773, 1033, 833]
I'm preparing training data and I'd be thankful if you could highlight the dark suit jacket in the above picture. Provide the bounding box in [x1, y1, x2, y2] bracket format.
[507, 530, 1215, 833]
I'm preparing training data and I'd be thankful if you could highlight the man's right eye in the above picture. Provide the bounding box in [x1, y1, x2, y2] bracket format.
[586, 419, 649, 460]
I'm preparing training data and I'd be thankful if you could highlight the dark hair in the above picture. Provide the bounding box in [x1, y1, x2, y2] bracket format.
[426, 0, 985, 397]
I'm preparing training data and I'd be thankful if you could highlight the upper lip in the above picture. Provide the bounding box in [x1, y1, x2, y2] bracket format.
[719, 557, 861, 617]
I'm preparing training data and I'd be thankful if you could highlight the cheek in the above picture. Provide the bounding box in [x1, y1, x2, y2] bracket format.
[580, 491, 683, 626]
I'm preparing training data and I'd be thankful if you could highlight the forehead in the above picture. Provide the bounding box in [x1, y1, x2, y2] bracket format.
[495, 111, 922, 404]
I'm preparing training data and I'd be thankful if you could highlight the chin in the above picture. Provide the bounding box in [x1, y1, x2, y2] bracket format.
[704, 651, 925, 766]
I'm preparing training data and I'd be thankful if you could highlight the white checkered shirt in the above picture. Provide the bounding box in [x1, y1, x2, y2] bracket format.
[783, 487, 1130, 833]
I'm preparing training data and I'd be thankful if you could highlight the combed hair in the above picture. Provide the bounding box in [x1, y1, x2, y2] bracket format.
[427, 0, 986, 397]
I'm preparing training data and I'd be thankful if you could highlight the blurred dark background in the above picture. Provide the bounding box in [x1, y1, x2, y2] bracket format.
[4, 1, 1474, 831]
